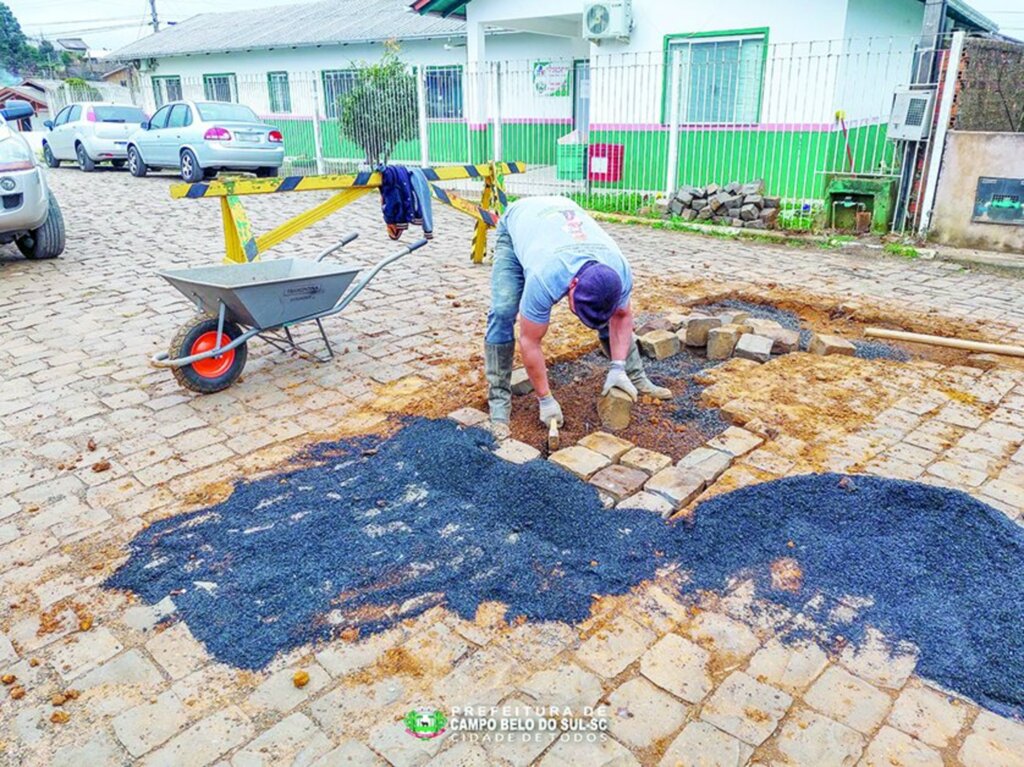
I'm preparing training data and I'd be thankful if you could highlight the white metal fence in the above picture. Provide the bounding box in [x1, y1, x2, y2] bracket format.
[120, 35, 954, 231]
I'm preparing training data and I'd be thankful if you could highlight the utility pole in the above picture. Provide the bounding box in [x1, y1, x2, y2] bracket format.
[148, 0, 160, 33]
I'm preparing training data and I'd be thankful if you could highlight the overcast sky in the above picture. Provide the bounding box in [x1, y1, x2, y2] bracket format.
[11, 0, 1024, 53]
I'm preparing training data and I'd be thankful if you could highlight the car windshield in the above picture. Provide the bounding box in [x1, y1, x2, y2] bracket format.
[0, 133, 34, 171]
[196, 103, 259, 123]
[93, 106, 147, 123]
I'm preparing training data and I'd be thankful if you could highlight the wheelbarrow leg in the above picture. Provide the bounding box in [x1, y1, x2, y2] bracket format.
[316, 319, 334, 360]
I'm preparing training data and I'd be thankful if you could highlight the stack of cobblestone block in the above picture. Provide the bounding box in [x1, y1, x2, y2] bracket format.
[635, 311, 856, 364]
[665, 180, 781, 229]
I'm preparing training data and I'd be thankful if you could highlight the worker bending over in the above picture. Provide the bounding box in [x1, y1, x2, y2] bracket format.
[485, 196, 671, 438]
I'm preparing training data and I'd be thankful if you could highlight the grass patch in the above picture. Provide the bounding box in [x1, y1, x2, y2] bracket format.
[884, 242, 919, 259]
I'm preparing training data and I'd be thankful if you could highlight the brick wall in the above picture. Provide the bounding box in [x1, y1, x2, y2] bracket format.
[951, 37, 1024, 133]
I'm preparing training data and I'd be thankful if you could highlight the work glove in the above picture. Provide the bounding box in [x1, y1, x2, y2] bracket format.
[538, 394, 564, 428]
[602, 361, 638, 401]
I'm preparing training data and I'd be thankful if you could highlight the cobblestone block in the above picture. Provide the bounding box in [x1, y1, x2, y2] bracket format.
[809, 333, 856, 356]
[639, 329, 681, 360]
[775, 709, 865, 767]
[644, 466, 705, 509]
[762, 326, 801, 354]
[959, 710, 1024, 767]
[640, 633, 712, 703]
[146, 622, 208, 680]
[862, 725, 942, 767]
[734, 334, 774, 363]
[706, 426, 764, 458]
[447, 407, 489, 427]
[246, 662, 329, 714]
[590, 464, 649, 502]
[510, 368, 533, 396]
[76, 649, 165, 717]
[232, 712, 333, 767]
[700, 671, 793, 746]
[366, 719, 442, 767]
[597, 388, 633, 431]
[309, 740, 387, 767]
[804, 666, 892, 734]
[687, 611, 759, 668]
[113, 690, 190, 757]
[684, 315, 722, 347]
[706, 324, 743, 360]
[494, 439, 541, 464]
[658, 720, 753, 767]
[608, 676, 689, 749]
[538, 735, 640, 767]
[578, 431, 634, 461]
[616, 491, 675, 517]
[51, 731, 125, 767]
[837, 628, 917, 689]
[50, 627, 124, 681]
[620, 446, 672, 474]
[887, 684, 967, 748]
[548, 446, 611, 480]
[576, 614, 657, 678]
[142, 704, 253, 765]
[520, 663, 604, 709]
[746, 639, 828, 693]
[434, 646, 520, 708]
[677, 447, 733, 484]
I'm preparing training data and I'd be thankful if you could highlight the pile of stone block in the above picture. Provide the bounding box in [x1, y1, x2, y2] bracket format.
[636, 310, 857, 364]
[664, 180, 781, 229]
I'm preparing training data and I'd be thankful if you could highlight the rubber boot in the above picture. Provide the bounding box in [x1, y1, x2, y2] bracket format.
[601, 337, 673, 400]
[485, 341, 515, 439]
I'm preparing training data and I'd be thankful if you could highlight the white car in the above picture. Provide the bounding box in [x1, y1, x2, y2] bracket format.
[42, 102, 147, 172]
[0, 101, 65, 260]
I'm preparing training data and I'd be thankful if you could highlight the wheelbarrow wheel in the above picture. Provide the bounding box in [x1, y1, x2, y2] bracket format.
[170, 315, 248, 393]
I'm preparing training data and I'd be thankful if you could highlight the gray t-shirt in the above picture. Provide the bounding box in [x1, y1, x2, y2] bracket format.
[499, 196, 632, 324]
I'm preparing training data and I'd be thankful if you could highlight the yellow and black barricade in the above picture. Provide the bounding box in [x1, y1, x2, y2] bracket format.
[169, 162, 525, 265]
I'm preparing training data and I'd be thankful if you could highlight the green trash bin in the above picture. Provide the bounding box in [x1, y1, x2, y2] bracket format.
[556, 141, 587, 181]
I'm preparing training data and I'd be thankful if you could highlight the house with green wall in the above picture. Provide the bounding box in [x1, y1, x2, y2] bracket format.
[111, 0, 999, 203]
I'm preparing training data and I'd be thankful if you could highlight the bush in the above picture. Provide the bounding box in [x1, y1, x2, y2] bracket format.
[338, 45, 417, 166]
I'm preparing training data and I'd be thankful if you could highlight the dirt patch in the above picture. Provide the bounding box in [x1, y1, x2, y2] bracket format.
[507, 348, 727, 459]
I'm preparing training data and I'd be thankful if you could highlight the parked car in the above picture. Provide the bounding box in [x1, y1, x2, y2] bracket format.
[126, 101, 284, 182]
[42, 102, 147, 172]
[0, 100, 65, 260]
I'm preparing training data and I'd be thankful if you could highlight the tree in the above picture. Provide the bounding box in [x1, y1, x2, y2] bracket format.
[0, 3, 29, 75]
[338, 44, 418, 166]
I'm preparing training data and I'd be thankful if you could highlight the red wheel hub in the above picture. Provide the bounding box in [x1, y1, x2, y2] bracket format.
[189, 331, 235, 379]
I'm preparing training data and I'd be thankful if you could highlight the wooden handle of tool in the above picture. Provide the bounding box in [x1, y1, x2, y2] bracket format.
[864, 327, 1024, 358]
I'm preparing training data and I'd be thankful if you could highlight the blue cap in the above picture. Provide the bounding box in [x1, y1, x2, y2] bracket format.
[572, 261, 622, 329]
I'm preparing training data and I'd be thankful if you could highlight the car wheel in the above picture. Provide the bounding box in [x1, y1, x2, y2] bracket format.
[111, 159, 126, 169]
[180, 149, 203, 183]
[255, 166, 280, 178]
[15, 193, 65, 260]
[128, 146, 147, 177]
[170, 315, 248, 393]
[43, 144, 60, 168]
[76, 143, 96, 172]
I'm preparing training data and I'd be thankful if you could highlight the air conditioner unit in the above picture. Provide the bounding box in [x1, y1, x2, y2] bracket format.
[583, 1, 632, 41]
[888, 87, 936, 141]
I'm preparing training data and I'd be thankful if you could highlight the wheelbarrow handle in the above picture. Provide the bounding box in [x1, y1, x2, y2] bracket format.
[315, 232, 360, 262]
[321, 238, 429, 319]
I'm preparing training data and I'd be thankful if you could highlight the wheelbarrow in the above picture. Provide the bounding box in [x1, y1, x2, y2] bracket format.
[152, 233, 427, 393]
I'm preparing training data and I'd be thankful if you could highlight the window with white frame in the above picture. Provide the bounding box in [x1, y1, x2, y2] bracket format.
[267, 71, 291, 113]
[151, 75, 182, 108]
[664, 32, 765, 124]
[322, 69, 358, 119]
[425, 66, 463, 119]
[203, 73, 238, 103]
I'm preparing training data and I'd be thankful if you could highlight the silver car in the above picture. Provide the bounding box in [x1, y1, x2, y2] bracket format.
[0, 101, 65, 260]
[42, 102, 147, 172]
[126, 101, 285, 182]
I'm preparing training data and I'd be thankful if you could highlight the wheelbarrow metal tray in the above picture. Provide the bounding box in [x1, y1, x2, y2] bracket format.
[159, 259, 361, 329]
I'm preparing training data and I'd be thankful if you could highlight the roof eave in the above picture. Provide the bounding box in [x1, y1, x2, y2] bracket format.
[945, 0, 999, 33]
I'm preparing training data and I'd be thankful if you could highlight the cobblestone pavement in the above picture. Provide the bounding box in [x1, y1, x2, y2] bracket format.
[1, 168, 1023, 767]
